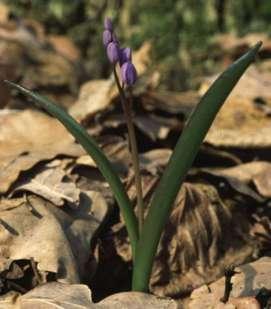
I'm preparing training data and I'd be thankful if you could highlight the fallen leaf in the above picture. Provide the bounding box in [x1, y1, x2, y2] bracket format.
[202, 161, 271, 199]
[0, 110, 84, 194]
[69, 79, 117, 122]
[0, 282, 179, 309]
[189, 257, 271, 308]
[142, 90, 199, 115]
[213, 33, 271, 61]
[110, 183, 256, 298]
[134, 115, 178, 141]
[151, 183, 256, 298]
[48, 35, 81, 62]
[15, 282, 93, 309]
[201, 66, 271, 148]
[0, 3, 9, 24]
[0, 191, 108, 290]
[139, 149, 172, 175]
[99, 291, 178, 308]
[13, 163, 80, 206]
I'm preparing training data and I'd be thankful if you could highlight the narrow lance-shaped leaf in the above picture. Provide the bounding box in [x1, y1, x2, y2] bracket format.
[132, 41, 262, 291]
[4, 80, 139, 257]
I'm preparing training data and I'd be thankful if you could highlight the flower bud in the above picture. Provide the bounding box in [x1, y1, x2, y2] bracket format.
[104, 17, 113, 31]
[121, 61, 137, 85]
[103, 30, 112, 46]
[107, 42, 120, 63]
[119, 47, 132, 65]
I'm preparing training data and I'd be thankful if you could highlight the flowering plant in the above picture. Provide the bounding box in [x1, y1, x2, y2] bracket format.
[5, 18, 261, 293]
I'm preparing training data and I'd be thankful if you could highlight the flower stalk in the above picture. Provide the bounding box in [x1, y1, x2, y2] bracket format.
[113, 67, 144, 233]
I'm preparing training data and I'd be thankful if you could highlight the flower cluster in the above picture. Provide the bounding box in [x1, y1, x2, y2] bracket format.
[103, 17, 137, 86]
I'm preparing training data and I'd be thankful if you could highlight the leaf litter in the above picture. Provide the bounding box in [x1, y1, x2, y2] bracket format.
[0, 3, 271, 308]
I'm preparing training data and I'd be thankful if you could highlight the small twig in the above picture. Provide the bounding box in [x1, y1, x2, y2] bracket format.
[220, 265, 239, 303]
[113, 66, 144, 233]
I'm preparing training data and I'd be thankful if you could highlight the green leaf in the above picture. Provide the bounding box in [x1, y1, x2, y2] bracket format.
[5, 81, 138, 257]
[132, 41, 262, 292]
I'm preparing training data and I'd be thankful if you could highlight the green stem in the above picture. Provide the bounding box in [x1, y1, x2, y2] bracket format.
[113, 67, 145, 233]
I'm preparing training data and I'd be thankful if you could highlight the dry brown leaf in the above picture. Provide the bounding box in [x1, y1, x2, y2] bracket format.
[112, 183, 256, 298]
[0, 3, 9, 24]
[0, 191, 108, 287]
[150, 183, 256, 298]
[0, 41, 19, 108]
[48, 35, 80, 62]
[7, 282, 94, 309]
[202, 161, 271, 199]
[142, 90, 199, 115]
[0, 110, 84, 194]
[201, 66, 271, 148]
[69, 79, 117, 122]
[0, 283, 179, 309]
[132, 41, 152, 76]
[99, 291, 178, 308]
[0, 17, 80, 105]
[134, 115, 176, 141]
[200, 65, 271, 105]
[13, 163, 80, 206]
[213, 33, 271, 60]
[139, 149, 172, 175]
[205, 96, 271, 148]
[22, 51, 77, 90]
[188, 257, 271, 308]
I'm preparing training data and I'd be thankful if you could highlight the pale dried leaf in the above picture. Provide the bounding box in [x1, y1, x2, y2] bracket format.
[98, 292, 178, 309]
[0, 3, 9, 24]
[17, 282, 93, 309]
[0, 110, 84, 193]
[139, 149, 172, 174]
[132, 42, 152, 75]
[213, 33, 271, 59]
[13, 165, 80, 206]
[203, 161, 271, 198]
[189, 257, 271, 308]
[134, 116, 171, 141]
[48, 35, 80, 62]
[0, 191, 108, 284]
[142, 90, 198, 114]
[69, 79, 117, 122]
[0, 284, 179, 309]
[202, 66, 271, 148]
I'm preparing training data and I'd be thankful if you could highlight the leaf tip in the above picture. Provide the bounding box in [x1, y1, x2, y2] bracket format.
[3, 79, 17, 89]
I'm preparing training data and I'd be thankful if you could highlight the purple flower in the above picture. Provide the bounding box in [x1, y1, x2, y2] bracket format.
[119, 47, 132, 65]
[121, 61, 137, 85]
[104, 17, 113, 32]
[107, 42, 120, 63]
[103, 30, 112, 46]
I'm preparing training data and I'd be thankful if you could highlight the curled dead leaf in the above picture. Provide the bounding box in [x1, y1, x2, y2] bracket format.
[0, 110, 84, 194]
[0, 191, 109, 290]
[12, 163, 80, 207]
